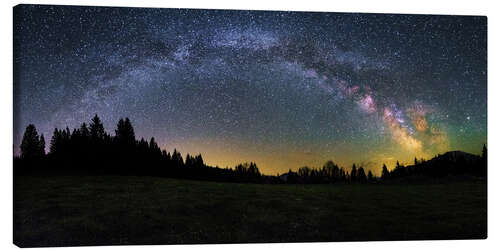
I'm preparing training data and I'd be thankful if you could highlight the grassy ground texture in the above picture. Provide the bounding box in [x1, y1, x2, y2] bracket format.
[14, 176, 487, 247]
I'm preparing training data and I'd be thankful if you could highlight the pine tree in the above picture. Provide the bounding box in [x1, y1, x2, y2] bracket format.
[367, 170, 374, 182]
[381, 164, 390, 180]
[171, 149, 184, 167]
[351, 164, 357, 182]
[63, 127, 71, 141]
[195, 154, 204, 168]
[49, 128, 61, 155]
[115, 117, 136, 147]
[90, 114, 105, 142]
[149, 137, 161, 156]
[20, 124, 43, 159]
[39, 134, 45, 157]
[357, 167, 367, 183]
[185, 153, 193, 168]
[340, 167, 346, 181]
[80, 123, 89, 139]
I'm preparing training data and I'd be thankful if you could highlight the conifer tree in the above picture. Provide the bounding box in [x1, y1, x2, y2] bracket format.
[367, 170, 374, 182]
[381, 164, 390, 180]
[20, 124, 43, 159]
[350, 164, 357, 182]
[80, 123, 89, 139]
[39, 134, 45, 157]
[49, 128, 61, 155]
[90, 114, 105, 142]
[357, 167, 367, 183]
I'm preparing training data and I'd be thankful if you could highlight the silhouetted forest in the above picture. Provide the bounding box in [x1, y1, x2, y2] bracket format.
[14, 115, 487, 184]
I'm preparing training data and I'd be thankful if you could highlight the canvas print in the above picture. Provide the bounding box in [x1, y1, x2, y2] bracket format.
[13, 4, 487, 247]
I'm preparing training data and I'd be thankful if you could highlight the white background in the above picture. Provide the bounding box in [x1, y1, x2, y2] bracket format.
[1, 0, 498, 249]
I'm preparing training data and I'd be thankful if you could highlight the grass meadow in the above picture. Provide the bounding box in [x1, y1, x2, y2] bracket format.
[14, 176, 487, 247]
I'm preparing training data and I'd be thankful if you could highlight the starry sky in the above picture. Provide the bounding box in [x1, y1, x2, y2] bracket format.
[13, 5, 487, 175]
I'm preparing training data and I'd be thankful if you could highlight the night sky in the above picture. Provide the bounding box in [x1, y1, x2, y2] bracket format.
[13, 5, 487, 175]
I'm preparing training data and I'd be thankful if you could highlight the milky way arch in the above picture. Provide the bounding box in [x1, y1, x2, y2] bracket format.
[14, 5, 487, 174]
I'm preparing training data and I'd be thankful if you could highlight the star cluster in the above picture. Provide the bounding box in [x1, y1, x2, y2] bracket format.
[14, 5, 487, 174]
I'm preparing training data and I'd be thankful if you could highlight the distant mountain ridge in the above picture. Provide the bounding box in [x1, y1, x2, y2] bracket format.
[385, 149, 486, 181]
[429, 150, 481, 164]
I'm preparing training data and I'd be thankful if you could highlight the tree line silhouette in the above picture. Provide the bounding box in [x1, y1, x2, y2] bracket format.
[15, 115, 263, 183]
[279, 162, 375, 184]
[15, 115, 486, 184]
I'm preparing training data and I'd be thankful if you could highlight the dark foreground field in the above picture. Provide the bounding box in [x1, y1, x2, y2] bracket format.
[14, 176, 486, 247]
